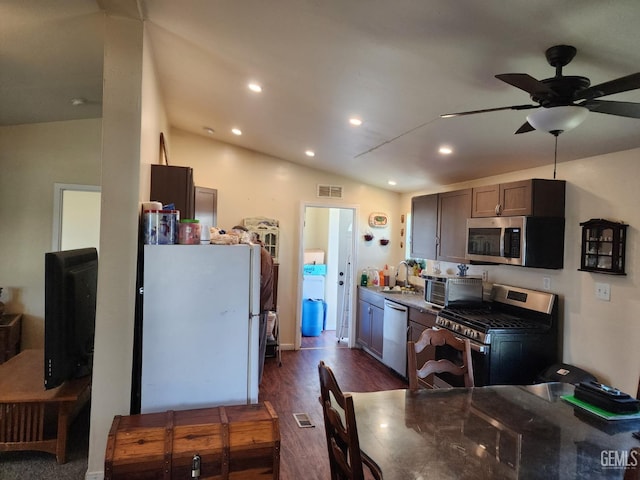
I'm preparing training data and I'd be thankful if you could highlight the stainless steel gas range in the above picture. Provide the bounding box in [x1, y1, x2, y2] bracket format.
[433, 283, 559, 387]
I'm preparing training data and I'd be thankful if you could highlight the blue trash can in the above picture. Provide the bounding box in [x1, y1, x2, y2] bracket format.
[302, 299, 324, 336]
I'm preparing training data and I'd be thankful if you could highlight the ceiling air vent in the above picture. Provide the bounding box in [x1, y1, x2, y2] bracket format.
[317, 184, 343, 199]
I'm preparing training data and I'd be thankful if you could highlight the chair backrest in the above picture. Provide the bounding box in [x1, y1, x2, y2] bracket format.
[318, 361, 375, 480]
[407, 327, 475, 391]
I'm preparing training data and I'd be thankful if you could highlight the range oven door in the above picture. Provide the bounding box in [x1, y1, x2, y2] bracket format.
[432, 335, 490, 388]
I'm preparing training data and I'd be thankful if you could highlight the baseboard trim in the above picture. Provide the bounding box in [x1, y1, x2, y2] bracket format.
[86, 471, 104, 480]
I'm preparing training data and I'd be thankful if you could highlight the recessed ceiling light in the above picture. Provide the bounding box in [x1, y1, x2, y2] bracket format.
[305, 150, 315, 157]
[388, 180, 397, 186]
[203, 127, 215, 135]
[248, 83, 262, 93]
[232, 128, 242, 136]
[438, 146, 453, 155]
[349, 117, 363, 126]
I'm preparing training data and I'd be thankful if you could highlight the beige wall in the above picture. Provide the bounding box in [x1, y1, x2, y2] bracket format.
[304, 207, 330, 253]
[169, 128, 404, 348]
[400, 147, 640, 395]
[87, 14, 147, 477]
[0, 119, 102, 349]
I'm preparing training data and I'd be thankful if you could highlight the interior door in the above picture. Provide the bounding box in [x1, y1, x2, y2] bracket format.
[334, 209, 354, 338]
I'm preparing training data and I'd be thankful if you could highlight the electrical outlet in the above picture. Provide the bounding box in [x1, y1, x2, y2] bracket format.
[481, 270, 488, 282]
[595, 282, 611, 301]
[543, 277, 551, 290]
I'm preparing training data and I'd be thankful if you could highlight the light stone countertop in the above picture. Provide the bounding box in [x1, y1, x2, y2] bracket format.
[358, 286, 441, 313]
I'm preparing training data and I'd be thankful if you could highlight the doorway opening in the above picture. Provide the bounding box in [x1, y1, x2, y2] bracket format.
[299, 204, 357, 350]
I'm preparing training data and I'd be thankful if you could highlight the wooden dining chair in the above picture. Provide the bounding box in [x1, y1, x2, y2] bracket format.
[318, 361, 382, 480]
[407, 327, 475, 391]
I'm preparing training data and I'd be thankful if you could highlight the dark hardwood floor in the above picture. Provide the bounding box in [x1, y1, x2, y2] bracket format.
[260, 337, 407, 479]
[0, 332, 404, 480]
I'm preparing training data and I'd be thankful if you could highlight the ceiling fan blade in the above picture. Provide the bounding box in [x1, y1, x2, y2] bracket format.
[495, 73, 555, 95]
[514, 121, 536, 134]
[441, 104, 538, 118]
[582, 99, 640, 119]
[574, 72, 640, 101]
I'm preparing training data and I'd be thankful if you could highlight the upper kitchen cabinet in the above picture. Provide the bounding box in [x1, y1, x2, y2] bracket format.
[471, 179, 566, 217]
[151, 165, 195, 219]
[410, 194, 438, 260]
[437, 189, 472, 263]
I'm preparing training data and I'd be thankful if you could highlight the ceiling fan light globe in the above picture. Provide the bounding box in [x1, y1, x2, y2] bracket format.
[526, 106, 589, 134]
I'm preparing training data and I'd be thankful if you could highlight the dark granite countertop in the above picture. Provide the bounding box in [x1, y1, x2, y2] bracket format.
[352, 383, 640, 479]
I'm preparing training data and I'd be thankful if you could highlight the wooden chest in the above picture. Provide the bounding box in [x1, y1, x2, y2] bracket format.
[104, 402, 280, 480]
[0, 314, 21, 364]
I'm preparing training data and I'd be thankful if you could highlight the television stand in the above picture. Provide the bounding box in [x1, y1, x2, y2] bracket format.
[0, 349, 91, 464]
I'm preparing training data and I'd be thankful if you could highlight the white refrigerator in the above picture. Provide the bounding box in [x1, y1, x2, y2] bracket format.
[140, 244, 261, 413]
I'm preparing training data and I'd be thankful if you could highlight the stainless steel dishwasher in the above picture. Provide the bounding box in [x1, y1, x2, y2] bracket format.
[383, 300, 408, 377]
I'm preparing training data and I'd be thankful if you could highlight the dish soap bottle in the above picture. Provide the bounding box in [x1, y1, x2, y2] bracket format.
[360, 269, 368, 287]
[372, 269, 380, 287]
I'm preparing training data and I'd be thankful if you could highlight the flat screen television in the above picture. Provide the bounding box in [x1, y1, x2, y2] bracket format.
[44, 247, 98, 389]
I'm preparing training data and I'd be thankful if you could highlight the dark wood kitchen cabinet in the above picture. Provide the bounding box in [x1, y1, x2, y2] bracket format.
[408, 307, 437, 388]
[471, 179, 565, 217]
[410, 194, 438, 260]
[151, 165, 195, 218]
[437, 188, 472, 263]
[357, 288, 384, 359]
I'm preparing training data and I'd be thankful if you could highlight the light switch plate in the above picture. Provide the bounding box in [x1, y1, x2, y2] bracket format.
[595, 282, 611, 301]
[543, 277, 551, 290]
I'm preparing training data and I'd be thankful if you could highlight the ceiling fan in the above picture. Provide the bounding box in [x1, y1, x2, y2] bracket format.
[441, 45, 640, 136]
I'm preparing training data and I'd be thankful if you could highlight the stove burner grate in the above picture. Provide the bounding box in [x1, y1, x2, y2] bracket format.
[439, 307, 547, 332]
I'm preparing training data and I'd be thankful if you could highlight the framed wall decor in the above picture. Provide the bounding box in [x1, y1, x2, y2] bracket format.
[368, 212, 388, 228]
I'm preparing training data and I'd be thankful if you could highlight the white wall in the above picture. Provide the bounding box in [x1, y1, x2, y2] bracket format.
[400, 147, 640, 395]
[0, 119, 102, 348]
[169, 128, 403, 348]
[87, 14, 143, 477]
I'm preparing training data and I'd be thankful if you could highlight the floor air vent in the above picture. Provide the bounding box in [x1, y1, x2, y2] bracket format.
[317, 184, 343, 199]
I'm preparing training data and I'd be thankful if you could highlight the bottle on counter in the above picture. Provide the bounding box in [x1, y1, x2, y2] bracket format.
[360, 269, 368, 287]
[379, 269, 385, 287]
[388, 265, 396, 287]
[383, 265, 390, 287]
[372, 269, 380, 287]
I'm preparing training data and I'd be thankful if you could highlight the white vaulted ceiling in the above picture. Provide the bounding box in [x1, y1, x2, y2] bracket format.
[3, 0, 640, 192]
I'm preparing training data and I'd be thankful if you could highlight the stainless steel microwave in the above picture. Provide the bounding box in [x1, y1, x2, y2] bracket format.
[466, 216, 565, 269]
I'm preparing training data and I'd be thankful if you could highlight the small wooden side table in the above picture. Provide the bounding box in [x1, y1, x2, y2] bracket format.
[0, 313, 21, 363]
[0, 349, 91, 463]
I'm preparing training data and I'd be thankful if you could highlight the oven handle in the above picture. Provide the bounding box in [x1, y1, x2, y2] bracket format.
[457, 336, 489, 354]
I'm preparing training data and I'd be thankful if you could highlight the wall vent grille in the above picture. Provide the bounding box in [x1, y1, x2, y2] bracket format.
[317, 184, 343, 199]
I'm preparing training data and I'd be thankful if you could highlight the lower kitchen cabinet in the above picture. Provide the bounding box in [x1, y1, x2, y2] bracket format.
[408, 307, 437, 388]
[357, 288, 384, 358]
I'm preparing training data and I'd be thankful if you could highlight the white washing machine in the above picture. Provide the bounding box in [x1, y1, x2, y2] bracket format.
[303, 274, 325, 300]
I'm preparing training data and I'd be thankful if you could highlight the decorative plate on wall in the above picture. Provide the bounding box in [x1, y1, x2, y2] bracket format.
[368, 212, 388, 227]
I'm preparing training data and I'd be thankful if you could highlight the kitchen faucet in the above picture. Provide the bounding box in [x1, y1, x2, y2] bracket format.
[397, 260, 410, 287]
